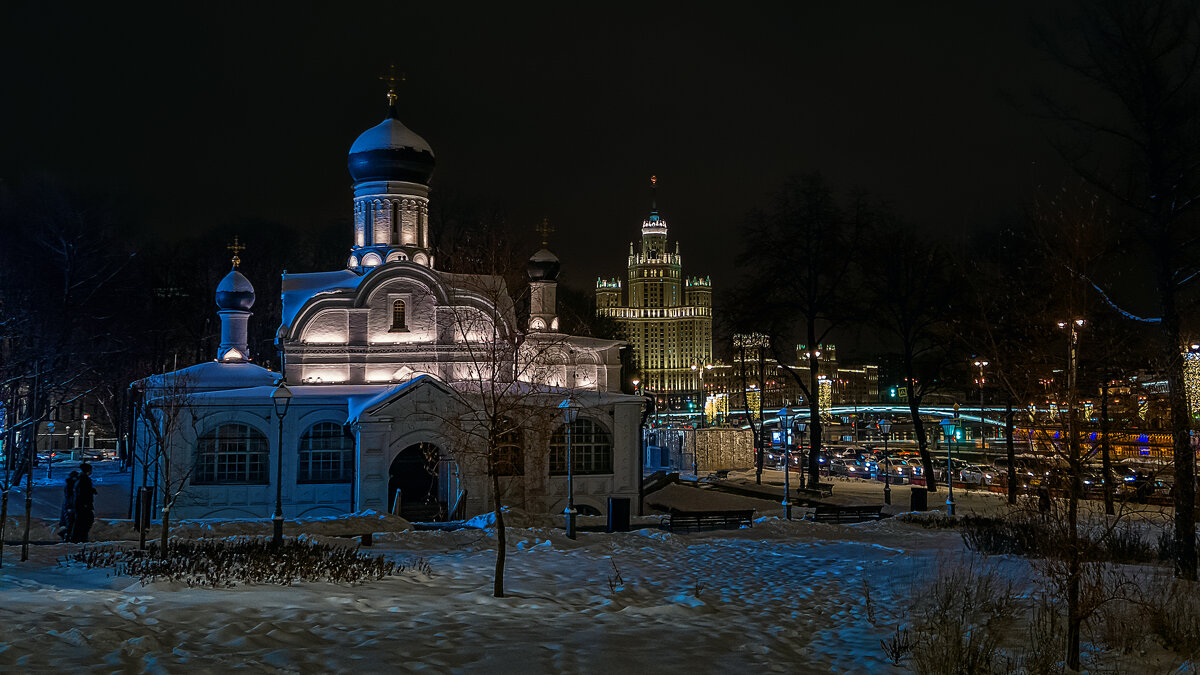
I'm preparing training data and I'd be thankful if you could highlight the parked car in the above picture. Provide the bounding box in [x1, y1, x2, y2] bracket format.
[959, 465, 995, 486]
[829, 459, 869, 477]
[81, 447, 117, 461]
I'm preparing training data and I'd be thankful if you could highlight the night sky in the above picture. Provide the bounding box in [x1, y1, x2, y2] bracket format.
[3, 1, 1088, 293]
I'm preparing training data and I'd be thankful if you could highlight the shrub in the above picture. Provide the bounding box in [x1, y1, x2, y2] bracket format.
[902, 556, 1021, 674]
[1145, 576, 1200, 658]
[68, 538, 418, 587]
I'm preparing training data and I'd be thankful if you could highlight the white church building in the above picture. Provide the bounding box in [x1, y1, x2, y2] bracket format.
[132, 92, 642, 523]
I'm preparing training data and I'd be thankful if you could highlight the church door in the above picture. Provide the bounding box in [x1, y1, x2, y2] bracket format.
[388, 443, 443, 521]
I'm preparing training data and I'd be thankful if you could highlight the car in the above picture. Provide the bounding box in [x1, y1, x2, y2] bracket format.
[829, 459, 869, 477]
[959, 465, 995, 486]
[81, 448, 117, 461]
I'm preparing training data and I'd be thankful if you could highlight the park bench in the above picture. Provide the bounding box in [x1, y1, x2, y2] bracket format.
[667, 509, 755, 532]
[809, 504, 886, 524]
[796, 483, 834, 500]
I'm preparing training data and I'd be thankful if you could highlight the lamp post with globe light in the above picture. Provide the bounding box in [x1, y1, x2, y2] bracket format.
[940, 417, 959, 516]
[778, 407, 792, 520]
[879, 419, 893, 505]
[558, 398, 580, 539]
[271, 380, 293, 546]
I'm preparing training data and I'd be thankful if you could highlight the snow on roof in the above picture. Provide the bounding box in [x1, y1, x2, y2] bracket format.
[280, 269, 365, 327]
[139, 361, 279, 394]
[349, 117, 434, 156]
[345, 377, 430, 422]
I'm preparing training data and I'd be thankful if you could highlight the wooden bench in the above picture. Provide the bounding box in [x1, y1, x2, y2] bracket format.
[796, 483, 834, 500]
[667, 509, 755, 532]
[809, 504, 886, 524]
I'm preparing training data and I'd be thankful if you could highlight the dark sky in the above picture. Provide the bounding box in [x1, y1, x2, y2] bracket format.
[3, 1, 1086, 293]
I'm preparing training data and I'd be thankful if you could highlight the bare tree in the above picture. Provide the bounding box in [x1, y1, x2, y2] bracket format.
[736, 174, 867, 489]
[863, 223, 961, 492]
[136, 370, 199, 557]
[1038, 0, 1200, 580]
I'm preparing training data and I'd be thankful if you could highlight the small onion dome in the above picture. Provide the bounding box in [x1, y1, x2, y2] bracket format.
[215, 269, 255, 311]
[527, 248, 560, 282]
[347, 106, 435, 184]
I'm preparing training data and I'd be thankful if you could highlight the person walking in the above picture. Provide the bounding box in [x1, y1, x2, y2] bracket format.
[70, 463, 97, 543]
[57, 470, 79, 541]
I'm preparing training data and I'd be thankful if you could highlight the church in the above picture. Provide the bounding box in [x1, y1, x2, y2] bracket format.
[131, 89, 643, 523]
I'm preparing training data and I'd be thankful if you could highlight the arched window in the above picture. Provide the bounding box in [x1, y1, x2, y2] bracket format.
[549, 417, 612, 475]
[194, 423, 269, 484]
[390, 300, 407, 331]
[298, 422, 354, 483]
[491, 420, 524, 476]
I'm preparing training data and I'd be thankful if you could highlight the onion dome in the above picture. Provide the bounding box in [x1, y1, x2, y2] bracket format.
[527, 248, 560, 282]
[215, 269, 255, 311]
[347, 104, 435, 184]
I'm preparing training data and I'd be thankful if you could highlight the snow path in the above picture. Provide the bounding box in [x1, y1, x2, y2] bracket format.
[0, 520, 984, 673]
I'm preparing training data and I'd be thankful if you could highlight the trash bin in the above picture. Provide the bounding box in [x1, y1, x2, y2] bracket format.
[910, 487, 928, 511]
[607, 497, 631, 532]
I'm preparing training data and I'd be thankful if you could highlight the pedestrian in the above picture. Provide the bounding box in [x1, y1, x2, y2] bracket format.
[1037, 484, 1051, 519]
[70, 463, 97, 543]
[57, 470, 79, 541]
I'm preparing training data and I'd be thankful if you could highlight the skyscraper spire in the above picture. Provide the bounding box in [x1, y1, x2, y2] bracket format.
[650, 175, 658, 213]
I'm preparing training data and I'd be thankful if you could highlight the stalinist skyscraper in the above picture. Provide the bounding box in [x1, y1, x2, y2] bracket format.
[596, 178, 713, 407]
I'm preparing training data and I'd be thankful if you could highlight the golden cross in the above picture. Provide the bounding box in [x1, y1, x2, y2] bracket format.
[380, 65, 406, 106]
[227, 236, 245, 269]
[651, 175, 657, 187]
[535, 218, 554, 247]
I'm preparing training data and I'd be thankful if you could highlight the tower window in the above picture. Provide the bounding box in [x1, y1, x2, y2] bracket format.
[390, 300, 408, 332]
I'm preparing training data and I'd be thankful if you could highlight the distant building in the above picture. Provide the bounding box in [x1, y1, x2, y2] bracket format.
[596, 178, 713, 403]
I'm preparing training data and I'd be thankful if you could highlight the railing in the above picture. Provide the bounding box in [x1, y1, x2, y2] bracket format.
[450, 489, 468, 521]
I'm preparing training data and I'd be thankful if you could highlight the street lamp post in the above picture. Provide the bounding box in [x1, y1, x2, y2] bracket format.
[974, 359, 989, 459]
[558, 398, 580, 539]
[778, 407, 792, 520]
[271, 380, 293, 547]
[879, 419, 892, 505]
[940, 418, 958, 516]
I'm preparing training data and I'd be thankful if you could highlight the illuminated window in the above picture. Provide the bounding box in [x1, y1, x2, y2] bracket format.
[549, 418, 612, 475]
[298, 422, 354, 483]
[194, 424, 269, 484]
[390, 300, 407, 331]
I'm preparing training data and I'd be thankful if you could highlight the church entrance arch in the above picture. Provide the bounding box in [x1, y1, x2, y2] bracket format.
[388, 443, 451, 521]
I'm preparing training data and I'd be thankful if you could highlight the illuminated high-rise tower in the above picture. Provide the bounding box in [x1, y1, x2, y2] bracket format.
[596, 177, 713, 401]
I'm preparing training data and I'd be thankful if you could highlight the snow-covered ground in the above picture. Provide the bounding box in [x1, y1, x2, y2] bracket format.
[0, 468, 1191, 672]
[1, 515, 972, 672]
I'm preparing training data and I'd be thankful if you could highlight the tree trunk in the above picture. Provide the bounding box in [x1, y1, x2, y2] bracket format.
[1006, 397, 1017, 505]
[1101, 377, 1114, 516]
[1066, 409, 1082, 672]
[492, 470, 506, 598]
[0, 490, 7, 567]
[160, 506, 170, 559]
[910, 396, 937, 492]
[21, 432, 34, 562]
[1163, 300, 1197, 581]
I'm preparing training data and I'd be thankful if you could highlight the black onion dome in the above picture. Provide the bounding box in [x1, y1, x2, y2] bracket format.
[527, 248, 560, 282]
[347, 105, 435, 184]
[215, 269, 255, 311]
